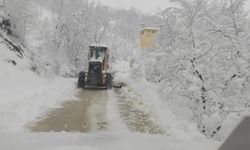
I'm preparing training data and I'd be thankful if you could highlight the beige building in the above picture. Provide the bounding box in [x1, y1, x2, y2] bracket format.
[140, 27, 159, 49]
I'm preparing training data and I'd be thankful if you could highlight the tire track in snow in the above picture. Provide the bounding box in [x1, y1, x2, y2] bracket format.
[114, 88, 165, 134]
[30, 90, 108, 133]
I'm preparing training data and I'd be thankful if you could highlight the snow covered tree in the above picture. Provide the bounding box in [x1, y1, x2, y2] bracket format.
[150, 0, 250, 138]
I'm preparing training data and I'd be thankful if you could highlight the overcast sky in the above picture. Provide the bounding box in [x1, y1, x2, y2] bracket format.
[94, 0, 173, 13]
[93, 0, 250, 14]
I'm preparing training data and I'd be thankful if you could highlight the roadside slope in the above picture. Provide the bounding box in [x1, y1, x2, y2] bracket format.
[0, 31, 76, 132]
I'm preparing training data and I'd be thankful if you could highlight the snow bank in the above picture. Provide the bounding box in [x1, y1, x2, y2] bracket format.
[113, 59, 205, 137]
[128, 79, 211, 140]
[112, 59, 219, 149]
[0, 38, 77, 132]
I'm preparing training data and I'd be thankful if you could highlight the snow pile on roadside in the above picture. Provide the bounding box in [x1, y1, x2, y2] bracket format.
[0, 39, 77, 132]
[112, 60, 220, 149]
[124, 79, 213, 140]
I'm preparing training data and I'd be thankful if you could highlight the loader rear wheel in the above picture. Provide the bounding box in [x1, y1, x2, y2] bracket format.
[78, 71, 85, 88]
[106, 73, 113, 89]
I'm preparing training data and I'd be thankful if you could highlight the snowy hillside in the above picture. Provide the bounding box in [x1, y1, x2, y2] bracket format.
[0, 31, 76, 132]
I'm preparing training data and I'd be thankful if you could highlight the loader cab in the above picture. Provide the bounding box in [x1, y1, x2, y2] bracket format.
[89, 45, 109, 62]
[88, 45, 110, 75]
[89, 46, 107, 62]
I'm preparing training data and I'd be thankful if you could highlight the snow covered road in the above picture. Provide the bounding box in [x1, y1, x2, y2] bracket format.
[30, 88, 164, 135]
[0, 132, 220, 150]
[0, 77, 221, 150]
[31, 90, 108, 133]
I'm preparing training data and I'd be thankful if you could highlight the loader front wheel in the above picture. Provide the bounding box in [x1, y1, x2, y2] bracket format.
[106, 73, 113, 89]
[78, 71, 85, 88]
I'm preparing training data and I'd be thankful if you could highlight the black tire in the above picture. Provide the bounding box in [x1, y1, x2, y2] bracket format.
[78, 71, 85, 88]
[106, 73, 113, 89]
